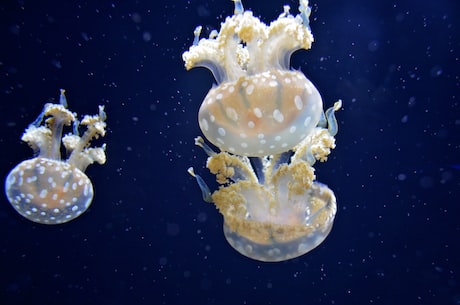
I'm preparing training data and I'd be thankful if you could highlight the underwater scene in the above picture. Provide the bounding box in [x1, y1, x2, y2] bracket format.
[0, 0, 459, 304]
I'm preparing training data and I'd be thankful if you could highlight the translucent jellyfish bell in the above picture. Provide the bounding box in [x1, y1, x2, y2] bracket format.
[5, 90, 107, 224]
[197, 70, 323, 157]
[221, 182, 336, 262]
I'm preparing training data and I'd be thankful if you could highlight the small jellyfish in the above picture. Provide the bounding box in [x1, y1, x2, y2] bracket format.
[4, 90, 107, 224]
[184, 0, 342, 261]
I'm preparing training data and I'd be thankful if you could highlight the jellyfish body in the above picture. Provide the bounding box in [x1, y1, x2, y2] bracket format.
[198, 69, 323, 157]
[5, 90, 107, 224]
[5, 158, 94, 224]
[221, 182, 336, 262]
[183, 0, 341, 261]
[190, 101, 340, 262]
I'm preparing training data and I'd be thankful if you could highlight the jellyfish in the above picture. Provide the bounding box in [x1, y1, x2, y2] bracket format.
[183, 0, 342, 262]
[4, 89, 107, 225]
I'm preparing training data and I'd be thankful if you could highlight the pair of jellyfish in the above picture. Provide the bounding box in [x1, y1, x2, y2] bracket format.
[4, 90, 107, 225]
[183, 0, 341, 262]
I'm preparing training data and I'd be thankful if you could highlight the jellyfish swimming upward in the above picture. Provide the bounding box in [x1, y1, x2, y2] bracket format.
[183, 0, 342, 262]
[5, 90, 107, 225]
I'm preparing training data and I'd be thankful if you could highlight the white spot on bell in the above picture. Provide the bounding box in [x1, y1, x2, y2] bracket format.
[273, 109, 284, 123]
[246, 84, 254, 95]
[294, 96, 303, 110]
[39, 189, 47, 198]
[83, 184, 89, 196]
[253, 107, 262, 118]
[26, 176, 37, 183]
[226, 107, 238, 121]
[201, 119, 209, 131]
[305, 83, 313, 94]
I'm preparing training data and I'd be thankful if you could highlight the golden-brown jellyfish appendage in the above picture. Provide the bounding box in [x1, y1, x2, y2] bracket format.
[183, 0, 342, 261]
[190, 101, 341, 262]
[4, 90, 107, 225]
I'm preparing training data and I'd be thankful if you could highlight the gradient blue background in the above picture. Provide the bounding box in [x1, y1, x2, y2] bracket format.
[0, 0, 459, 304]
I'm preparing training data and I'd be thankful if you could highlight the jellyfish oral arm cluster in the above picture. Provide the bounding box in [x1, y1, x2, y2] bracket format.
[4, 90, 107, 225]
[184, 0, 341, 262]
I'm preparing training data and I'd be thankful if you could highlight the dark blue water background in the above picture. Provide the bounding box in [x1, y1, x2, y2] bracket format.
[0, 0, 459, 304]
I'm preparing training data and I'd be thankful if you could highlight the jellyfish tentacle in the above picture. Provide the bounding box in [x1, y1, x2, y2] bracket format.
[326, 100, 342, 137]
[233, 0, 244, 15]
[59, 88, 67, 107]
[188, 167, 213, 203]
[194, 136, 216, 157]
